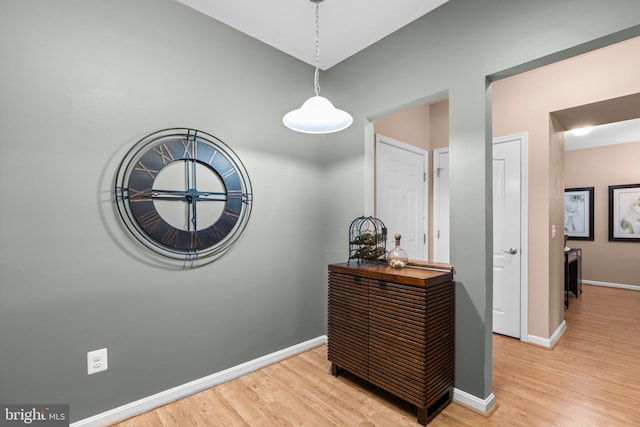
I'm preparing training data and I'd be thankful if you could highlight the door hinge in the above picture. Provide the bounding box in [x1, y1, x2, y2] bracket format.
[437, 230, 440, 239]
[423, 172, 427, 182]
[424, 234, 427, 244]
[436, 168, 442, 178]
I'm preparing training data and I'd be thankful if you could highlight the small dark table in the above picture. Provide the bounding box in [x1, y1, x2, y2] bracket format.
[564, 248, 582, 308]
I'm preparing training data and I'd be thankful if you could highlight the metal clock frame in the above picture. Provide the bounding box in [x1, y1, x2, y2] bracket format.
[114, 128, 253, 265]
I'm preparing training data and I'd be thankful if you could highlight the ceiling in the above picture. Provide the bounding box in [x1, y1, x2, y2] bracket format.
[174, 0, 640, 147]
[556, 93, 640, 150]
[174, 0, 449, 70]
[565, 118, 640, 151]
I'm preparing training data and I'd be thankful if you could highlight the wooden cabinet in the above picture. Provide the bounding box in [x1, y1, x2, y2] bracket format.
[328, 263, 454, 425]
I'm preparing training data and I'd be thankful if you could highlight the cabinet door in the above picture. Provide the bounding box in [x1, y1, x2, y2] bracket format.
[369, 280, 428, 406]
[328, 272, 369, 379]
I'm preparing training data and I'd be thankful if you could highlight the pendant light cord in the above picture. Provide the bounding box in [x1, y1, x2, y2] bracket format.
[314, 0, 321, 96]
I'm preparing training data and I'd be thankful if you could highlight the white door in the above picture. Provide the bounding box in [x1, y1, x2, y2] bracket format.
[433, 148, 450, 264]
[492, 136, 523, 338]
[376, 135, 427, 260]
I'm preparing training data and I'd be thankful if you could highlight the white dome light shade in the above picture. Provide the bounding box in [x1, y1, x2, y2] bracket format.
[283, 96, 353, 134]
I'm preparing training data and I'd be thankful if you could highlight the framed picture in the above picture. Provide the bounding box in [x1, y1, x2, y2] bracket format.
[564, 187, 594, 240]
[609, 184, 640, 242]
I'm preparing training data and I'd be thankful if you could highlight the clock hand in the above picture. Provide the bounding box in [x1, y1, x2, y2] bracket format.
[190, 193, 229, 201]
[150, 188, 228, 202]
[188, 193, 197, 232]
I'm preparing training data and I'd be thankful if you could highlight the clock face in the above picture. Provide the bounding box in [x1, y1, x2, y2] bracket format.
[114, 128, 253, 265]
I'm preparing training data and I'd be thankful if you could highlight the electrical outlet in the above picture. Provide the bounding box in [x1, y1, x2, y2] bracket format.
[87, 348, 108, 375]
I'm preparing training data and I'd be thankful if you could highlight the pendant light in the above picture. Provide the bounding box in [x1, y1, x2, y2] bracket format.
[283, 0, 353, 134]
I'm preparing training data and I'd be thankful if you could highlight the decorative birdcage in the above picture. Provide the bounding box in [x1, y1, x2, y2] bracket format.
[348, 216, 387, 263]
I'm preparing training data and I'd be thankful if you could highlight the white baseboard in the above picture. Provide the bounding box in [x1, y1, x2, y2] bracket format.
[527, 320, 566, 349]
[71, 336, 328, 427]
[453, 388, 496, 415]
[583, 279, 640, 291]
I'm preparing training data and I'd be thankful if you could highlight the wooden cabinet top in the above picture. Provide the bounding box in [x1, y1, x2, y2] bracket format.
[329, 262, 453, 288]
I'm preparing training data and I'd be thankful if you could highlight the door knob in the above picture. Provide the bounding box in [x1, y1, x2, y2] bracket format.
[502, 248, 518, 255]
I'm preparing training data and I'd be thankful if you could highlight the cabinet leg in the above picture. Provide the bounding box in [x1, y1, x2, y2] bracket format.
[417, 407, 427, 426]
[417, 388, 453, 425]
[331, 363, 341, 377]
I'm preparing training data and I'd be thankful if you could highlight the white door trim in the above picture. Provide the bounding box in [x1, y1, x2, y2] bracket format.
[433, 147, 449, 263]
[364, 121, 376, 216]
[492, 133, 529, 342]
[375, 134, 428, 260]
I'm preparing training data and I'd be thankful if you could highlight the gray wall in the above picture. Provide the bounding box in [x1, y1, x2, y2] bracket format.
[0, 0, 328, 421]
[2, 0, 640, 422]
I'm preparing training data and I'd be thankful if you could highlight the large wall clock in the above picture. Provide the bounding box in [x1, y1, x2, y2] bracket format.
[114, 128, 253, 265]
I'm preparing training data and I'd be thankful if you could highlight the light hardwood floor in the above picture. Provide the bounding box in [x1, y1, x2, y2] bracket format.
[110, 284, 640, 426]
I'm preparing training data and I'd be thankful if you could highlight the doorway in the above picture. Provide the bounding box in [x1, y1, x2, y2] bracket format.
[492, 133, 528, 339]
[431, 134, 529, 339]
